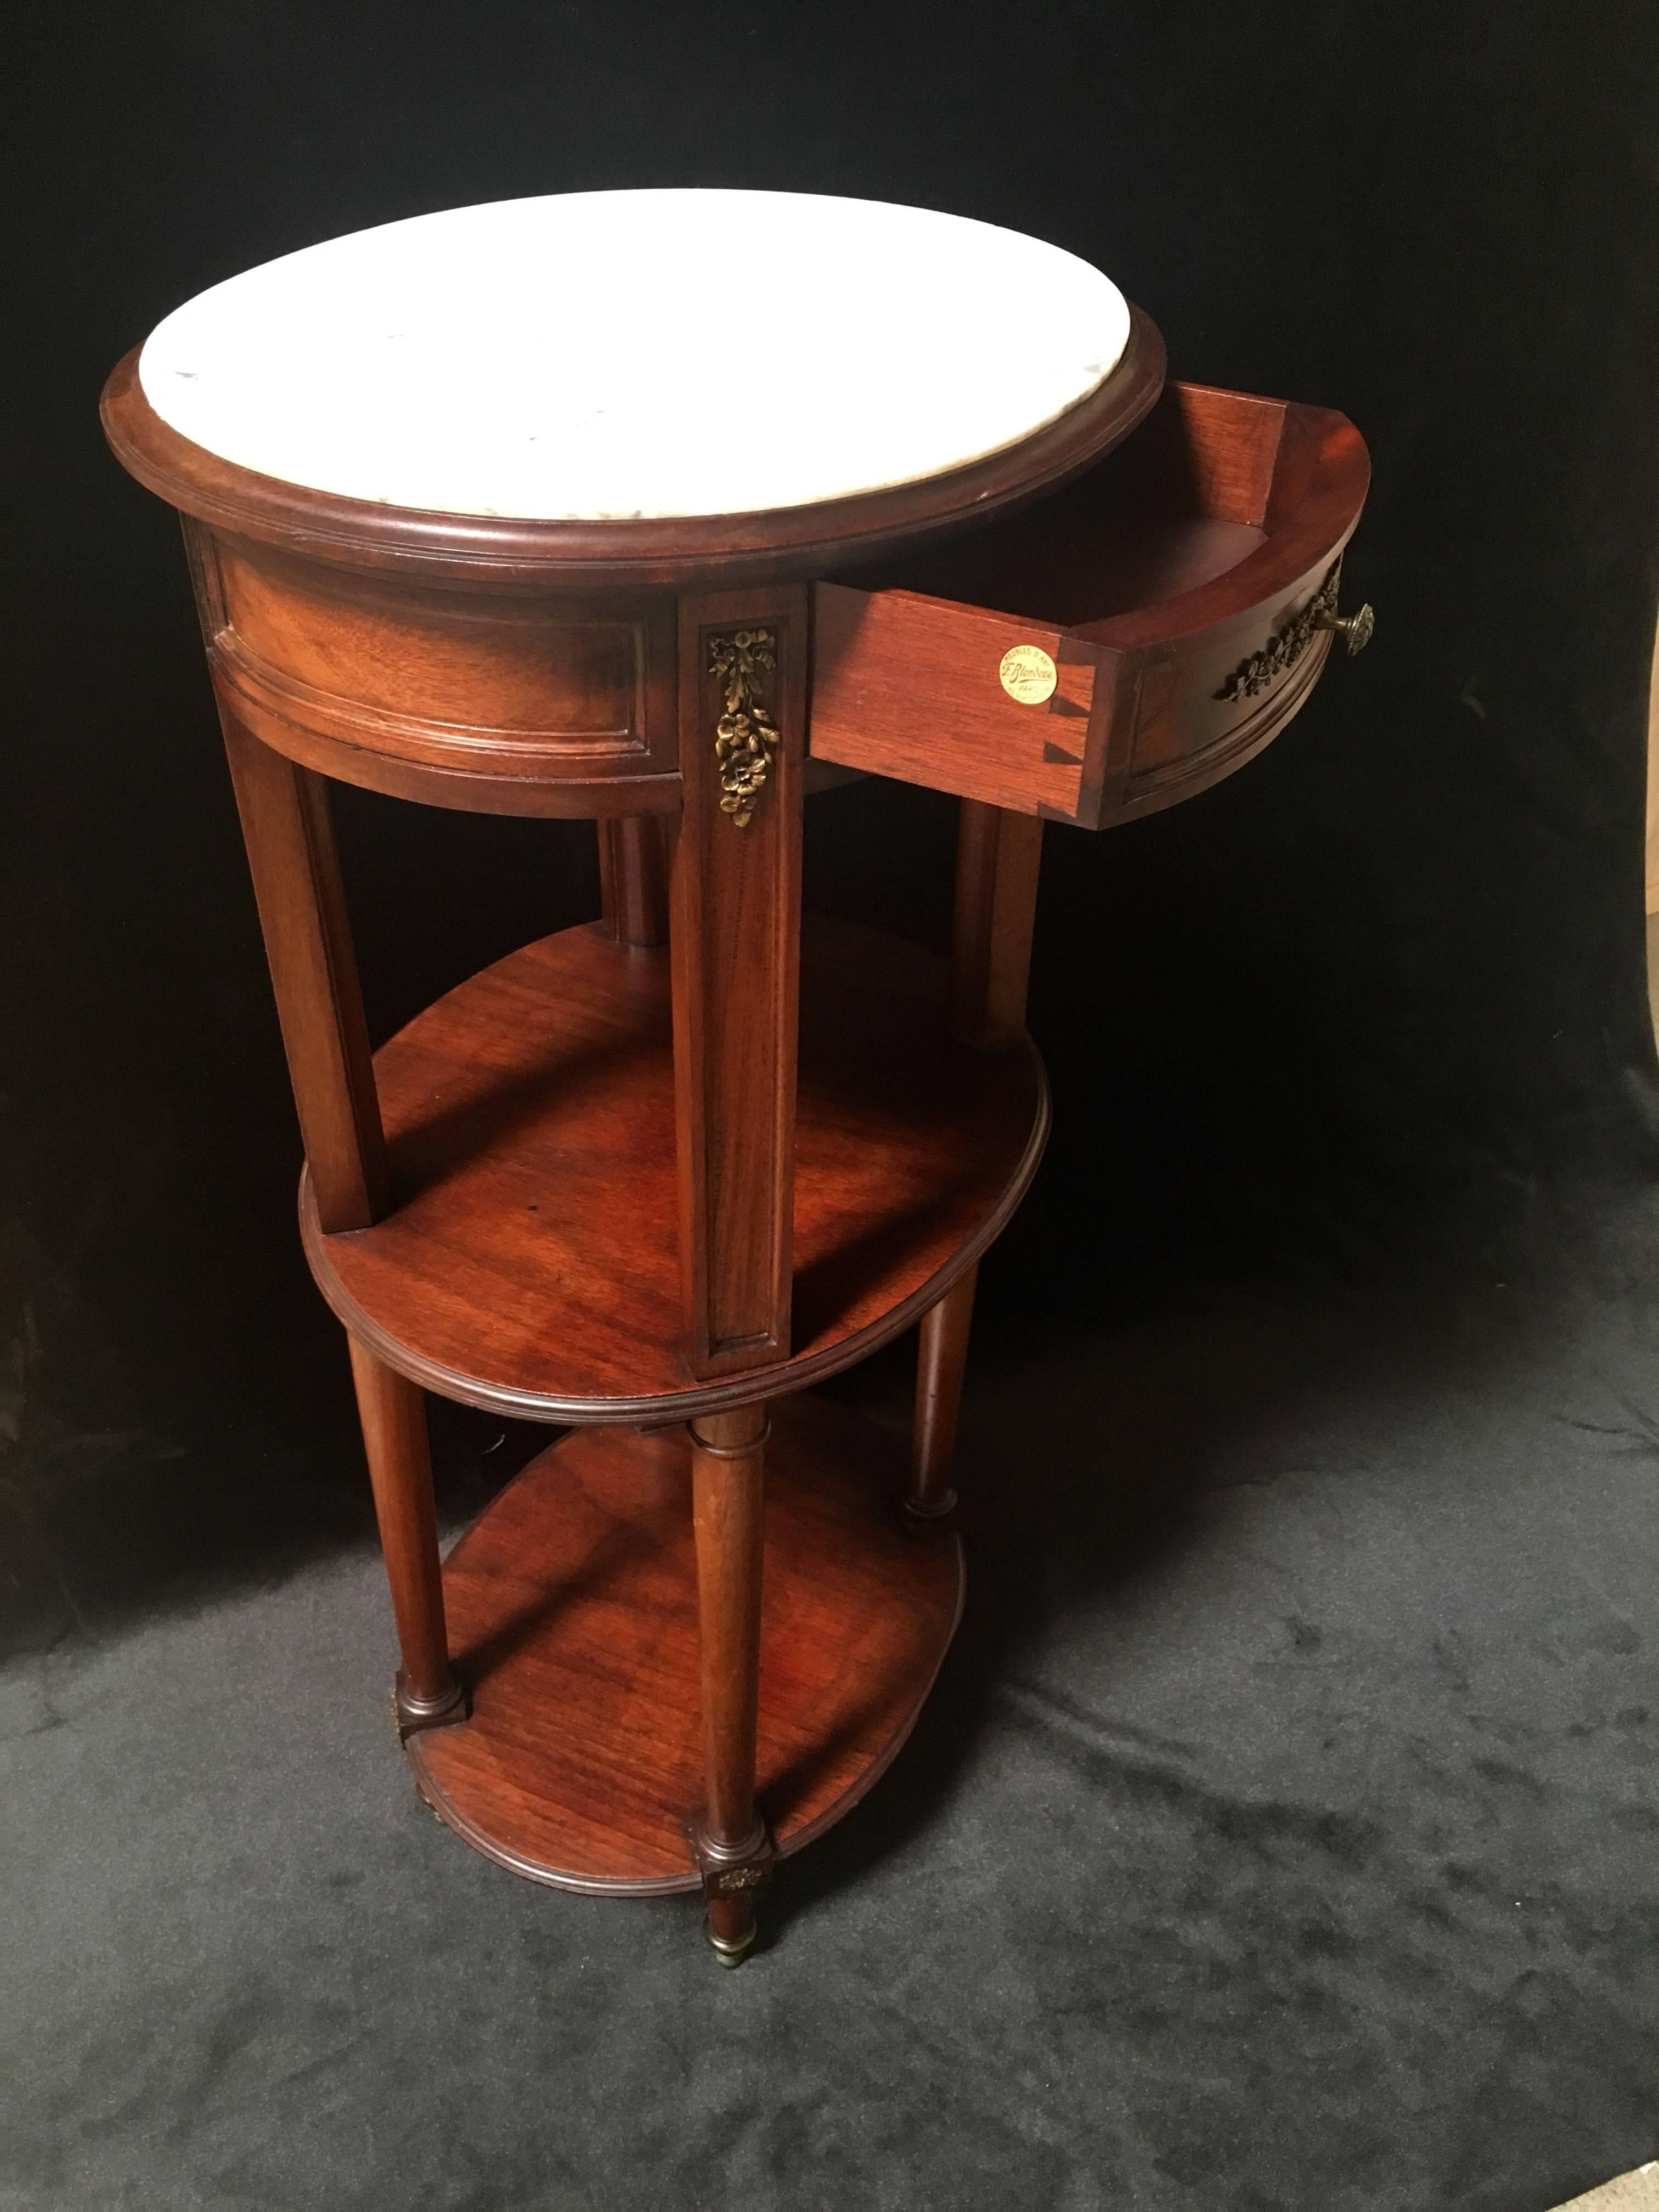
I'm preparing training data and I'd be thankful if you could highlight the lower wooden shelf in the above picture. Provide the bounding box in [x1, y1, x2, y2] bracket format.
[408, 1391, 964, 1892]
[303, 914, 1047, 1423]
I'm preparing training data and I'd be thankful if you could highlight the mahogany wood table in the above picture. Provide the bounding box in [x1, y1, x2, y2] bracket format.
[102, 189, 1371, 1964]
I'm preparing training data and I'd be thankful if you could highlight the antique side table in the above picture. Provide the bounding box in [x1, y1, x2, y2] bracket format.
[102, 189, 1371, 1963]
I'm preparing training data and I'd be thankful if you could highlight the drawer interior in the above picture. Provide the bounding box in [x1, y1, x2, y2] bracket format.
[809, 378, 1367, 831]
[829, 383, 1302, 631]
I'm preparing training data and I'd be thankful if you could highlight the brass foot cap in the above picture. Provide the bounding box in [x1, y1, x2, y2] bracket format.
[704, 1916, 757, 1969]
[394, 1671, 468, 1741]
[901, 1487, 959, 1534]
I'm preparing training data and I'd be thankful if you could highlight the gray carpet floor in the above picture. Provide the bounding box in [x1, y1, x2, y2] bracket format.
[5, 1184, 1659, 2209]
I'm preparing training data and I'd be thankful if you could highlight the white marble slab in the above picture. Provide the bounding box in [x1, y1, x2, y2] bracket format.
[137, 189, 1130, 522]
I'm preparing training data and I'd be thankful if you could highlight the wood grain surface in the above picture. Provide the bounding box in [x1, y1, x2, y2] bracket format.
[218, 710, 388, 1232]
[907, 1265, 978, 1526]
[670, 585, 807, 1376]
[408, 1391, 964, 1891]
[810, 380, 1370, 829]
[950, 802, 1046, 1049]
[597, 814, 672, 948]
[347, 1336, 461, 1727]
[302, 916, 1047, 1422]
[688, 1398, 772, 1956]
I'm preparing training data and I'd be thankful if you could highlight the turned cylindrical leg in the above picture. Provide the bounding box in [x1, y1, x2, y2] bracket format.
[348, 1338, 465, 1737]
[218, 708, 388, 1232]
[689, 1401, 772, 1965]
[906, 1263, 979, 1530]
[950, 801, 1044, 1049]
[597, 814, 672, 948]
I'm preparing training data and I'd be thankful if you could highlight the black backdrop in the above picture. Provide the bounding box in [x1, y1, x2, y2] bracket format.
[4, 1, 1658, 1619]
[12, 10, 1659, 2205]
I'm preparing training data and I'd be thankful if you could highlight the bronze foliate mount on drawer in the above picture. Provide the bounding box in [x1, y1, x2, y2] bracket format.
[710, 628, 780, 827]
[1214, 560, 1375, 704]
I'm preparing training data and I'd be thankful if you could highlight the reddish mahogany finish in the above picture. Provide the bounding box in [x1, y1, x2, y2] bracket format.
[219, 712, 387, 1232]
[671, 584, 808, 1379]
[907, 1264, 979, 1530]
[597, 814, 672, 947]
[408, 1394, 963, 1892]
[347, 1338, 464, 1734]
[689, 1402, 773, 1960]
[950, 802, 1047, 1050]
[811, 381, 1372, 826]
[101, 261, 1373, 1964]
[905, 790, 1052, 1533]
[101, 312, 1165, 588]
[299, 918, 1047, 1423]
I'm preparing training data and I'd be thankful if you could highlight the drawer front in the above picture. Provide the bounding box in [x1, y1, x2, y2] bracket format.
[810, 586, 1111, 823]
[189, 528, 677, 784]
[807, 394, 1369, 830]
[1105, 539, 1362, 821]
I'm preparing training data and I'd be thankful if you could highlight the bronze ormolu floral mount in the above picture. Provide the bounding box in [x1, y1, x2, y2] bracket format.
[1214, 558, 1373, 705]
[710, 629, 780, 827]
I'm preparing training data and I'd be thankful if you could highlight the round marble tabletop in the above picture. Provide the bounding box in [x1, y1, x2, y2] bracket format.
[138, 190, 1131, 523]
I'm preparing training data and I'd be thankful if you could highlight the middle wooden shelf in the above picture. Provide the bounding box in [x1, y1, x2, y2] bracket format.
[302, 914, 1049, 1424]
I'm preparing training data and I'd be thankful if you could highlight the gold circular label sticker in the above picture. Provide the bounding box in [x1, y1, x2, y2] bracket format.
[998, 644, 1058, 705]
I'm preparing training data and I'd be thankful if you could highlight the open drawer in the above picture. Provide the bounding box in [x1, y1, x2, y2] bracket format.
[809, 382, 1372, 828]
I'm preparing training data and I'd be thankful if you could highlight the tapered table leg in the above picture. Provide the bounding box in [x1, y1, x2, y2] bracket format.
[949, 802, 1044, 1049]
[688, 1401, 772, 1964]
[906, 1263, 979, 1531]
[900, 800, 1044, 1535]
[218, 707, 388, 1234]
[348, 1338, 465, 1738]
[597, 814, 672, 948]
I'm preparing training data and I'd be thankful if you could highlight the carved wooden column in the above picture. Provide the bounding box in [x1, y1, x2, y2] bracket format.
[669, 585, 808, 1376]
[670, 582, 808, 1956]
[687, 1402, 772, 1963]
